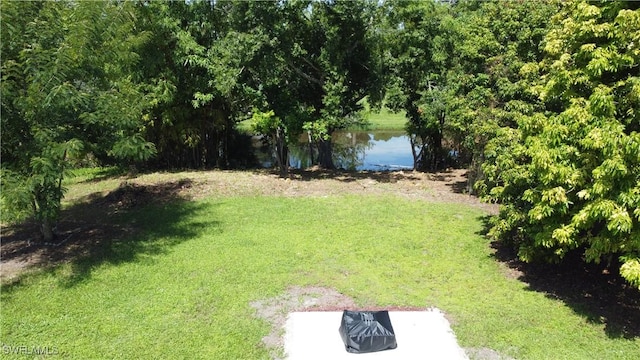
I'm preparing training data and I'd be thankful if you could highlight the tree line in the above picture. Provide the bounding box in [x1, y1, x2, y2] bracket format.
[2, 0, 639, 289]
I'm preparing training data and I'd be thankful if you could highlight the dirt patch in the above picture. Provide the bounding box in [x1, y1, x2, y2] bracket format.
[250, 286, 357, 358]
[250, 285, 434, 359]
[180, 168, 497, 213]
[0, 180, 191, 284]
[464, 347, 515, 360]
[102, 179, 193, 210]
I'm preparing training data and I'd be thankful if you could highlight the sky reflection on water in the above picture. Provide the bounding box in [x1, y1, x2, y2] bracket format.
[258, 130, 414, 171]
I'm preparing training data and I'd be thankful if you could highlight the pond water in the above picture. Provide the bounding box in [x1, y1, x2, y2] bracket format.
[256, 130, 415, 171]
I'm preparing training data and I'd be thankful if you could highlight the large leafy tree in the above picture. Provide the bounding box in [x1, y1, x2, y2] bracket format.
[480, 1, 640, 288]
[308, 0, 384, 169]
[1, 1, 155, 241]
[212, 0, 317, 177]
[249, 0, 382, 170]
[385, 0, 449, 171]
[246, 1, 311, 177]
[440, 0, 559, 179]
[149, 0, 308, 172]
[383, 0, 557, 172]
[135, 0, 241, 169]
[230, 0, 384, 172]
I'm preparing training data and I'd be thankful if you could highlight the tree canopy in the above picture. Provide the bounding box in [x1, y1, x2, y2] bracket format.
[1, 1, 155, 241]
[479, 0, 640, 288]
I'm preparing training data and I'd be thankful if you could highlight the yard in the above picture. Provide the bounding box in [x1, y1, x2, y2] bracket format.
[1, 169, 638, 359]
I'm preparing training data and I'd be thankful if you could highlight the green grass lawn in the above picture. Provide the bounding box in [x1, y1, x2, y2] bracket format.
[360, 106, 406, 131]
[237, 104, 407, 134]
[2, 177, 639, 359]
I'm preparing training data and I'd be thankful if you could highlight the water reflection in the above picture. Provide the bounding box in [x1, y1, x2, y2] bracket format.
[256, 130, 415, 171]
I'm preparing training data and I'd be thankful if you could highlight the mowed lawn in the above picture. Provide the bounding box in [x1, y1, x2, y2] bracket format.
[1, 183, 639, 358]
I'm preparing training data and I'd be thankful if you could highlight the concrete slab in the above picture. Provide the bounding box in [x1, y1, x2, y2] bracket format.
[284, 309, 469, 359]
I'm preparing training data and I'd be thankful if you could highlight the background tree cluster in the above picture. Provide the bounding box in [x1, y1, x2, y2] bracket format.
[2, 0, 639, 288]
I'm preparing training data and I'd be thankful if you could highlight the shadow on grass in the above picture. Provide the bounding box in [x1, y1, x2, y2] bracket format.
[478, 216, 640, 339]
[283, 167, 422, 183]
[73, 166, 127, 183]
[1, 179, 219, 291]
[261, 167, 472, 186]
[438, 169, 469, 194]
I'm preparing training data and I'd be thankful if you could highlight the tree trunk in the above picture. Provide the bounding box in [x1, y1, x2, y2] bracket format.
[275, 127, 289, 177]
[307, 131, 315, 165]
[41, 218, 55, 243]
[410, 134, 419, 170]
[317, 138, 335, 169]
[411, 134, 430, 172]
[432, 110, 445, 171]
[430, 130, 443, 171]
[467, 151, 484, 195]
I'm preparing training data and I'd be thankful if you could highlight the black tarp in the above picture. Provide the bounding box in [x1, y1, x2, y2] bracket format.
[338, 310, 397, 353]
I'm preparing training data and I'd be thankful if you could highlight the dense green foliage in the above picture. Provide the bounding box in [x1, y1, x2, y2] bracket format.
[479, 1, 640, 288]
[445, 0, 560, 178]
[384, 0, 450, 171]
[1, 1, 155, 240]
[2, 0, 639, 286]
[251, 109, 289, 176]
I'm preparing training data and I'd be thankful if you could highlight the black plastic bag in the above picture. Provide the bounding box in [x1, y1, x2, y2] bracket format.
[338, 310, 397, 353]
